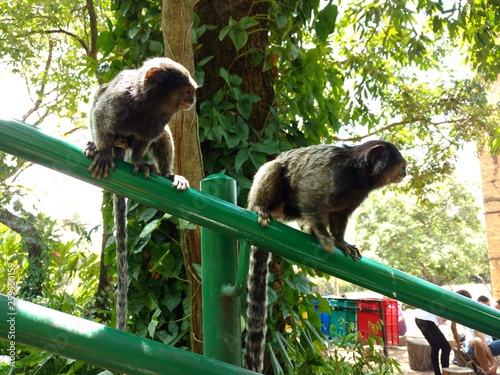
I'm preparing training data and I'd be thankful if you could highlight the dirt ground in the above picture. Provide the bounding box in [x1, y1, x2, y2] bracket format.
[388, 344, 434, 375]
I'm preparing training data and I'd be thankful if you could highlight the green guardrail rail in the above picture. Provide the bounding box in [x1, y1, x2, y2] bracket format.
[0, 117, 499, 373]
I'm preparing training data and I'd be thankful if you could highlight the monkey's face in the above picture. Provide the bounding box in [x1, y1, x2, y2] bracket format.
[388, 160, 407, 183]
[177, 84, 196, 111]
[143, 59, 197, 115]
[365, 141, 407, 187]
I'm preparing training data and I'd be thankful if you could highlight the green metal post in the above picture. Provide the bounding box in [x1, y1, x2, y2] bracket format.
[0, 118, 499, 339]
[201, 175, 242, 366]
[0, 295, 256, 374]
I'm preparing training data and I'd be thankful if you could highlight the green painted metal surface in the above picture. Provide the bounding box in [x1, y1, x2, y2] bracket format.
[0, 117, 500, 361]
[0, 295, 256, 374]
[200, 174, 242, 365]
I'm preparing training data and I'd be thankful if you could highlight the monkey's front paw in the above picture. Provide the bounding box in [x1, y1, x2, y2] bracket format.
[84, 141, 98, 159]
[132, 161, 160, 179]
[171, 175, 190, 191]
[88, 152, 115, 180]
[335, 240, 362, 261]
[254, 207, 271, 227]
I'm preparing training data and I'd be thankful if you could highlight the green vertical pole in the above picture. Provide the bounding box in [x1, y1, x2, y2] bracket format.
[201, 174, 242, 366]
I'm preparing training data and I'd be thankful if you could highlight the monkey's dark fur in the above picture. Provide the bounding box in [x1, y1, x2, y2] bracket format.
[85, 57, 197, 331]
[244, 140, 406, 372]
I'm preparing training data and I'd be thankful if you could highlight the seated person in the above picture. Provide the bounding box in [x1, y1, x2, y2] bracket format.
[451, 290, 499, 375]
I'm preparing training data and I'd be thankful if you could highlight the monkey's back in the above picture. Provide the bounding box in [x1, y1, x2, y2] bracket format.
[275, 144, 361, 217]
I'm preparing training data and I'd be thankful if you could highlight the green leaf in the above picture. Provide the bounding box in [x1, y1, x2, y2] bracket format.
[230, 27, 248, 50]
[149, 40, 163, 54]
[277, 13, 288, 29]
[96, 31, 116, 55]
[235, 148, 249, 171]
[223, 131, 243, 149]
[238, 16, 259, 29]
[165, 292, 182, 312]
[128, 24, 141, 39]
[315, 3, 338, 44]
[219, 25, 231, 41]
[236, 93, 261, 119]
[249, 150, 267, 169]
[138, 207, 158, 222]
[140, 219, 161, 238]
[150, 251, 175, 278]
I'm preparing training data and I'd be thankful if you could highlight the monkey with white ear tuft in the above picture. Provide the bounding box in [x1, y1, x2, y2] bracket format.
[244, 140, 406, 372]
[85, 57, 197, 331]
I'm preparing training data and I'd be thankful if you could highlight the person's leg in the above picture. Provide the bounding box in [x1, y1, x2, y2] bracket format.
[424, 319, 451, 369]
[470, 337, 493, 373]
[416, 318, 444, 375]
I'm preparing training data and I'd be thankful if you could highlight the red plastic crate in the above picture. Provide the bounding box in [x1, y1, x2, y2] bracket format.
[356, 298, 399, 346]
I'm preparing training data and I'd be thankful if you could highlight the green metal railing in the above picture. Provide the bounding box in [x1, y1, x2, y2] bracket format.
[0, 294, 254, 375]
[1, 117, 500, 373]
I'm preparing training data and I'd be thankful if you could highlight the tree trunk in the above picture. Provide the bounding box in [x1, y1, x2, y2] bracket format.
[162, 0, 204, 355]
[0, 208, 44, 299]
[442, 368, 475, 375]
[478, 152, 500, 299]
[406, 338, 433, 371]
[194, 0, 274, 136]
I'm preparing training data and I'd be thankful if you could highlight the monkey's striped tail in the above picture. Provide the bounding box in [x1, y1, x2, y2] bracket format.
[114, 194, 128, 332]
[244, 246, 271, 373]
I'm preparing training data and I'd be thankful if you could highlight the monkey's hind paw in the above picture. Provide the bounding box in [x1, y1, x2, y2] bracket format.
[171, 175, 190, 191]
[84, 141, 98, 159]
[253, 207, 272, 227]
[336, 240, 362, 261]
[132, 161, 160, 179]
[317, 236, 335, 254]
[88, 152, 115, 180]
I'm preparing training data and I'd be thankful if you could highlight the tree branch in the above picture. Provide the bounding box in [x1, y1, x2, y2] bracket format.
[22, 38, 54, 122]
[86, 0, 99, 60]
[331, 117, 468, 142]
[26, 28, 90, 54]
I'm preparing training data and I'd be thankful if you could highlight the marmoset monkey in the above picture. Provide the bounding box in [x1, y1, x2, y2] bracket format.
[244, 140, 407, 372]
[85, 57, 197, 331]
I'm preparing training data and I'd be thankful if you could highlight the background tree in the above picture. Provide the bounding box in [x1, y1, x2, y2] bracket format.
[353, 180, 489, 286]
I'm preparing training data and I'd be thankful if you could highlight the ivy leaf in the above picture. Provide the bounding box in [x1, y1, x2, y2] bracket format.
[149, 40, 163, 54]
[235, 148, 249, 171]
[140, 219, 161, 238]
[223, 131, 243, 149]
[150, 251, 175, 279]
[165, 292, 182, 312]
[238, 16, 259, 29]
[230, 27, 248, 51]
[236, 93, 261, 119]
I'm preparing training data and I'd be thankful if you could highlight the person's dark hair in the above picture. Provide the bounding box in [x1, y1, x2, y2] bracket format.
[477, 295, 490, 303]
[455, 289, 472, 299]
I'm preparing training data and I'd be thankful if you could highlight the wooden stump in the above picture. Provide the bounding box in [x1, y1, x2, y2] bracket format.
[442, 367, 474, 375]
[407, 338, 433, 371]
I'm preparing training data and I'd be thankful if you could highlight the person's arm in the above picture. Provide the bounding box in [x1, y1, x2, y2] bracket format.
[451, 321, 462, 349]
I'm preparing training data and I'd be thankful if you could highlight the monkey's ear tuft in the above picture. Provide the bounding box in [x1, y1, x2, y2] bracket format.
[145, 67, 169, 83]
[366, 144, 390, 175]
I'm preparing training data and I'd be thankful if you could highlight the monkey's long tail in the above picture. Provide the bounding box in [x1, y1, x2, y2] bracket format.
[114, 194, 128, 332]
[244, 246, 271, 373]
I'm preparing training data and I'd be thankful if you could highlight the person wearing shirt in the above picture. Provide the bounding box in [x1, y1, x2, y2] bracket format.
[415, 309, 451, 375]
